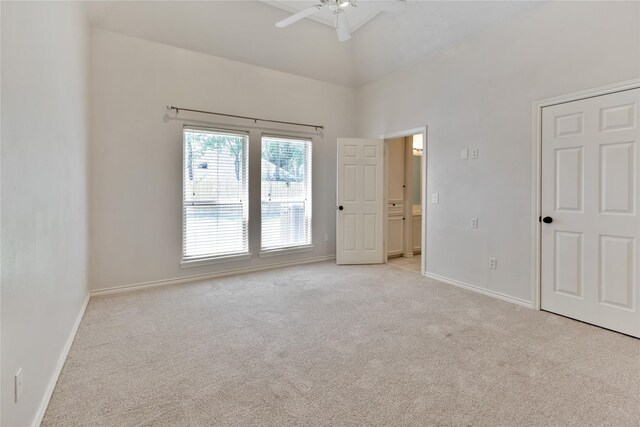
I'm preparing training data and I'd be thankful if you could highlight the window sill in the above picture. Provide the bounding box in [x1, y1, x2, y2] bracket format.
[259, 245, 315, 258]
[180, 252, 252, 269]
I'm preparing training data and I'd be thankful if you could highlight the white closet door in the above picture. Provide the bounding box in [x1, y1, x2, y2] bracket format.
[541, 88, 640, 337]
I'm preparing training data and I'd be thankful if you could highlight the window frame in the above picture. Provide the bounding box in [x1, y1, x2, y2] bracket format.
[181, 125, 250, 266]
[259, 133, 313, 254]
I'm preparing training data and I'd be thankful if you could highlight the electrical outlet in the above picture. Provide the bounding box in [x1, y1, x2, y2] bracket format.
[15, 368, 23, 403]
[324, 233, 329, 242]
[471, 218, 478, 229]
[471, 148, 479, 159]
[489, 258, 497, 269]
[431, 193, 439, 204]
[460, 148, 469, 160]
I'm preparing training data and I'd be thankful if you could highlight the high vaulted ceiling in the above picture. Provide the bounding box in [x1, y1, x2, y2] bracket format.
[85, 1, 543, 87]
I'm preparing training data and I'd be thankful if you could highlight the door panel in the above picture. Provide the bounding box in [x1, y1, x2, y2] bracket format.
[599, 235, 634, 309]
[600, 142, 635, 214]
[541, 87, 640, 337]
[343, 214, 357, 251]
[554, 147, 583, 212]
[553, 231, 583, 298]
[363, 214, 377, 251]
[343, 164, 357, 202]
[336, 138, 384, 264]
[363, 165, 378, 201]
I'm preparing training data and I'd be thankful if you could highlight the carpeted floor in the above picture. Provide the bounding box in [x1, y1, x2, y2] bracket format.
[43, 261, 640, 426]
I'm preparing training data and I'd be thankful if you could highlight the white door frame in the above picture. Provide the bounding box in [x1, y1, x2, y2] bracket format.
[531, 78, 640, 310]
[381, 126, 428, 275]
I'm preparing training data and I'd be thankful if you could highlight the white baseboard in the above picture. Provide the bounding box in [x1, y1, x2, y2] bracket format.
[91, 255, 336, 296]
[32, 293, 90, 427]
[423, 272, 532, 308]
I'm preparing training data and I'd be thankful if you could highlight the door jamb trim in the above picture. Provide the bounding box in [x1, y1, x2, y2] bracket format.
[532, 78, 640, 310]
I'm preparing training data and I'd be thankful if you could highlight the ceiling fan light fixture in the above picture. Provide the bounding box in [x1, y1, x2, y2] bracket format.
[276, 0, 406, 41]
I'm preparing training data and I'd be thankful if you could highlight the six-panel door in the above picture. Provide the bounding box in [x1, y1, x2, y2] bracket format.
[541, 88, 640, 337]
[336, 138, 384, 264]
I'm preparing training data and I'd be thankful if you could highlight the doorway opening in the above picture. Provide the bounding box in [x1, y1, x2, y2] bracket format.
[384, 127, 427, 275]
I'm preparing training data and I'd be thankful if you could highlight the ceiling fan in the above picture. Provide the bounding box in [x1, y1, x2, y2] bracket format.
[275, 0, 407, 42]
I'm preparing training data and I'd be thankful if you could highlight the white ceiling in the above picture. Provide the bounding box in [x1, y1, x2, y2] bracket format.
[85, 1, 543, 87]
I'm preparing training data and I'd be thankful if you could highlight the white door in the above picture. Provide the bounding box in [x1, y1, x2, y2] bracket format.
[336, 138, 384, 264]
[541, 88, 640, 337]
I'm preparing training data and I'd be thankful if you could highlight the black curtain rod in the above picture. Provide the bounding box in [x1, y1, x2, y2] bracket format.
[167, 105, 324, 131]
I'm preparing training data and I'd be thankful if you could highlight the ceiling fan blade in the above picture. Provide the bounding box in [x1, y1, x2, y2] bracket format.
[374, 0, 407, 14]
[275, 4, 323, 28]
[335, 10, 351, 42]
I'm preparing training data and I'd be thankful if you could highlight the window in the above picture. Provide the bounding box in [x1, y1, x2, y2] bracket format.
[261, 136, 312, 251]
[183, 128, 248, 261]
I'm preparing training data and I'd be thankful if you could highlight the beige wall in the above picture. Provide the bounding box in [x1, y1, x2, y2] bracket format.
[1, 2, 90, 425]
[357, 1, 640, 303]
[89, 29, 357, 291]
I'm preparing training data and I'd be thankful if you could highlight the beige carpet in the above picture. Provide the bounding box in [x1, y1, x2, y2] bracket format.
[43, 261, 640, 426]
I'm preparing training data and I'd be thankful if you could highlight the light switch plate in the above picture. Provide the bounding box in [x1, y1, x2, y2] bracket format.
[460, 148, 468, 160]
[471, 148, 479, 159]
[431, 193, 439, 204]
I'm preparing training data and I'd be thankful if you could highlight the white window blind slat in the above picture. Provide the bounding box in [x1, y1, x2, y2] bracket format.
[261, 136, 312, 251]
[183, 128, 249, 260]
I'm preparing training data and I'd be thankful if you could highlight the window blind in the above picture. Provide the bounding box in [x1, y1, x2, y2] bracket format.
[261, 136, 312, 250]
[183, 128, 249, 260]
